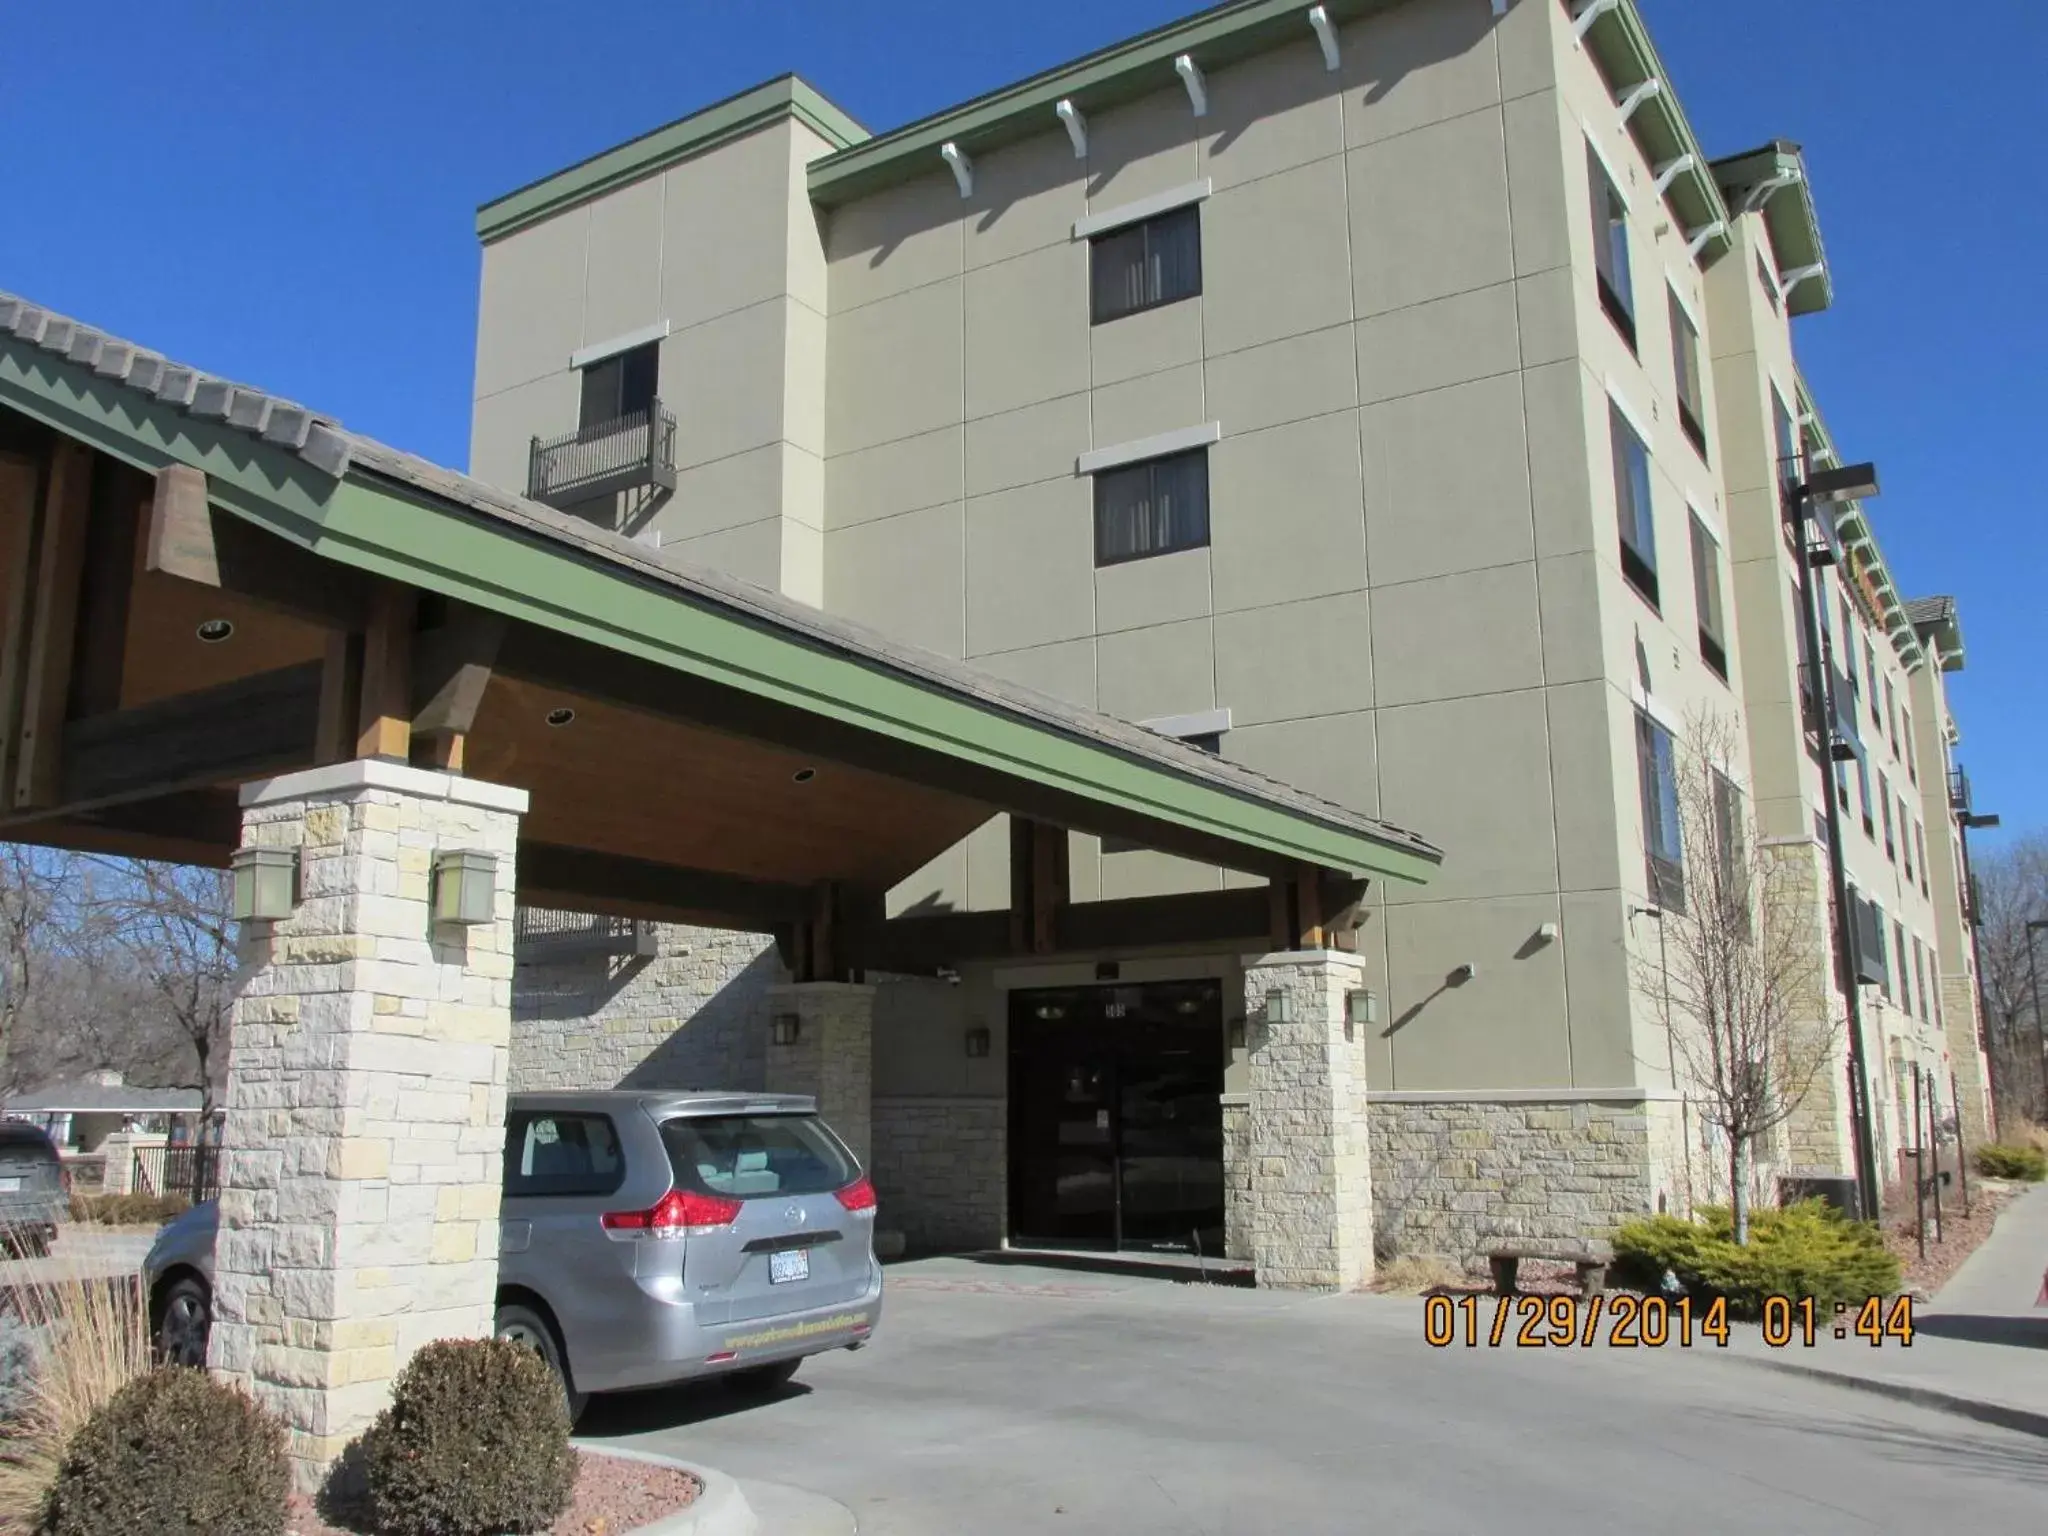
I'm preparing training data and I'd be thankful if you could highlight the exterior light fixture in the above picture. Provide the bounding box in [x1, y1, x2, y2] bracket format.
[1344, 989, 1379, 1028]
[230, 846, 298, 922]
[431, 850, 498, 926]
[1034, 1002, 1067, 1022]
[1448, 963, 1478, 985]
[792, 767, 817, 784]
[1535, 922, 1560, 944]
[964, 1026, 992, 1059]
[544, 706, 575, 727]
[771, 1013, 802, 1046]
[1265, 987, 1291, 1025]
[195, 618, 234, 644]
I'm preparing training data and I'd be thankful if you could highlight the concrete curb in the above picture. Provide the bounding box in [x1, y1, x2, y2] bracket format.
[574, 1443, 758, 1535]
[1711, 1352, 2048, 1442]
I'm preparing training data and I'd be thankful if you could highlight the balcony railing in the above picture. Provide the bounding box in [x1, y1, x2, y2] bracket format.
[527, 399, 678, 510]
[1948, 764, 1971, 816]
[514, 907, 659, 960]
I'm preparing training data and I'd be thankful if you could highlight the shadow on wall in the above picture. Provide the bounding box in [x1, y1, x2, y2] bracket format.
[508, 927, 788, 1095]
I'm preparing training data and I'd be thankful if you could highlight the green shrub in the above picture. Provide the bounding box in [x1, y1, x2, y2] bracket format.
[357, 1338, 578, 1536]
[1973, 1143, 2048, 1182]
[65, 1193, 191, 1227]
[36, 1366, 287, 1536]
[1613, 1200, 1900, 1320]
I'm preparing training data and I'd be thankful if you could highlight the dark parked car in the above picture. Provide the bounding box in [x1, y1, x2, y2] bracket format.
[143, 1090, 883, 1418]
[0, 1122, 67, 1255]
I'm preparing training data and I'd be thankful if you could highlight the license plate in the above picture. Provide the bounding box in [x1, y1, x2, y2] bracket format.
[769, 1248, 810, 1285]
[0, 1177, 21, 1193]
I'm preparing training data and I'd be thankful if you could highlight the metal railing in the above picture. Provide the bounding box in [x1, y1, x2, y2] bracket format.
[1948, 765, 1971, 815]
[132, 1142, 220, 1203]
[513, 907, 659, 960]
[527, 398, 678, 510]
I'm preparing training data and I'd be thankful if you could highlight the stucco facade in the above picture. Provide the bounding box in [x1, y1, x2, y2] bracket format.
[477, 0, 1984, 1265]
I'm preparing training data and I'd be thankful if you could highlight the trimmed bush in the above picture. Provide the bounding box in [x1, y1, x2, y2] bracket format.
[1613, 1200, 1900, 1320]
[357, 1338, 578, 1536]
[36, 1366, 287, 1536]
[1973, 1142, 2048, 1182]
[65, 1193, 191, 1227]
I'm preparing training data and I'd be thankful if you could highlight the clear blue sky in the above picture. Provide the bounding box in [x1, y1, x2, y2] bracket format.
[3, 2, 2038, 841]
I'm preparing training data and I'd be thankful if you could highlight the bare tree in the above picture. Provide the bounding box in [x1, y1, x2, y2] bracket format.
[1634, 714, 1843, 1244]
[0, 844, 62, 1092]
[1975, 833, 2048, 1125]
[84, 860, 237, 1118]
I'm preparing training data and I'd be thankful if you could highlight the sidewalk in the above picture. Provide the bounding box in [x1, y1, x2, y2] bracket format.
[1709, 1183, 2048, 1436]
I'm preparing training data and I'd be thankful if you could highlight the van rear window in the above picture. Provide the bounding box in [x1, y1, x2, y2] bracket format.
[659, 1114, 854, 1200]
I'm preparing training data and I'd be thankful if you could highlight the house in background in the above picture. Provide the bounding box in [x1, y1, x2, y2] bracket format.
[3, 1069, 210, 1192]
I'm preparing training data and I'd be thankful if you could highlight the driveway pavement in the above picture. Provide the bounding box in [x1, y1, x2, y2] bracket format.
[582, 1257, 2048, 1535]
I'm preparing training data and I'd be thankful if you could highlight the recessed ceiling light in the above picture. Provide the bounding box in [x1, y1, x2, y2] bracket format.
[545, 707, 576, 728]
[792, 767, 817, 784]
[195, 618, 234, 644]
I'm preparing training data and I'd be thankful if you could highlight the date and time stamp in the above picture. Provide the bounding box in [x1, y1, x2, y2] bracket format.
[1423, 1293, 1916, 1350]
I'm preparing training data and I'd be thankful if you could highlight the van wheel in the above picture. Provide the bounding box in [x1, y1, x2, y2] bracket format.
[727, 1358, 802, 1394]
[155, 1276, 211, 1367]
[495, 1302, 588, 1424]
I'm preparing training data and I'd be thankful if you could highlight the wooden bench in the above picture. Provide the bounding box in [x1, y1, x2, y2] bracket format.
[1486, 1244, 1612, 1298]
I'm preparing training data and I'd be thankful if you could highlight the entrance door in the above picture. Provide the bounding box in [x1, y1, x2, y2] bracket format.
[1008, 980, 1225, 1254]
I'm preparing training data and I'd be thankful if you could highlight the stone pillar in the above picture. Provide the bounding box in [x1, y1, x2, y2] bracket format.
[1938, 974, 1995, 1146]
[208, 760, 525, 1483]
[764, 982, 873, 1166]
[1241, 951, 1373, 1290]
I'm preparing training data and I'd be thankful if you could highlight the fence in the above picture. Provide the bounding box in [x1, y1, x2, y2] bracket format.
[132, 1142, 220, 1203]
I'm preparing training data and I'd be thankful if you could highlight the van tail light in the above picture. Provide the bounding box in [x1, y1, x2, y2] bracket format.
[834, 1176, 877, 1213]
[602, 1188, 741, 1237]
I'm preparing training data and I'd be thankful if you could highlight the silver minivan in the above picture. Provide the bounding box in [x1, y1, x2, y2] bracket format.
[144, 1090, 882, 1417]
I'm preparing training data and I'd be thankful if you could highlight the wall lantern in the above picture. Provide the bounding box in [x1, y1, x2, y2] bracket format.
[1265, 988, 1291, 1025]
[431, 850, 499, 926]
[964, 1026, 992, 1059]
[771, 1013, 802, 1046]
[1345, 989, 1379, 1029]
[230, 847, 298, 922]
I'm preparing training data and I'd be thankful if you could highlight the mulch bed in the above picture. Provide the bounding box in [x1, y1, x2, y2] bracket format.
[286, 1448, 699, 1536]
[1881, 1175, 2017, 1299]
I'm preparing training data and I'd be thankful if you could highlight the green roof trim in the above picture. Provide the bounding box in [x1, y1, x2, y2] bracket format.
[1711, 140, 1833, 315]
[0, 329, 1438, 887]
[1576, 0, 1732, 266]
[1794, 374, 1924, 671]
[476, 75, 870, 244]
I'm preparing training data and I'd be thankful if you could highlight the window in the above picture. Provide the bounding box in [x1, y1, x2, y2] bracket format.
[1711, 769, 1746, 926]
[1636, 710, 1684, 910]
[1610, 404, 1657, 605]
[1771, 388, 1800, 541]
[1915, 822, 1929, 895]
[1885, 679, 1900, 754]
[1903, 709, 1916, 782]
[1865, 639, 1881, 726]
[1855, 753, 1874, 837]
[1587, 144, 1635, 347]
[1880, 773, 1895, 860]
[1913, 939, 1931, 1022]
[503, 1112, 626, 1199]
[1893, 920, 1908, 1006]
[1093, 449, 1210, 566]
[1833, 757, 1850, 813]
[1899, 796, 1913, 882]
[1090, 205, 1201, 324]
[1670, 290, 1707, 455]
[1757, 251, 1781, 315]
[577, 341, 658, 430]
[659, 1113, 856, 1200]
[1840, 599, 1858, 701]
[1689, 514, 1727, 678]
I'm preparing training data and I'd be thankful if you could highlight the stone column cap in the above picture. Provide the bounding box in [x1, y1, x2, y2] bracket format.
[1241, 949, 1368, 973]
[241, 758, 529, 815]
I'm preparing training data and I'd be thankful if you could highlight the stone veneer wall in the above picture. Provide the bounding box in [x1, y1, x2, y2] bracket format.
[508, 925, 781, 1094]
[868, 1096, 1005, 1253]
[1366, 1098, 1656, 1266]
[1221, 1097, 1252, 1263]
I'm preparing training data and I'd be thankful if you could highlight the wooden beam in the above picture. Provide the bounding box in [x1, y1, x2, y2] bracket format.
[867, 878, 1366, 973]
[14, 441, 94, 809]
[1032, 820, 1067, 955]
[0, 450, 45, 806]
[145, 464, 366, 629]
[6, 814, 229, 869]
[1, 661, 324, 819]
[516, 842, 811, 932]
[355, 584, 415, 762]
[314, 631, 362, 765]
[410, 604, 504, 773]
[67, 459, 145, 718]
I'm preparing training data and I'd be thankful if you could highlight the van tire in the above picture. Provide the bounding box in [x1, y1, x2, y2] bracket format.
[495, 1301, 588, 1424]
